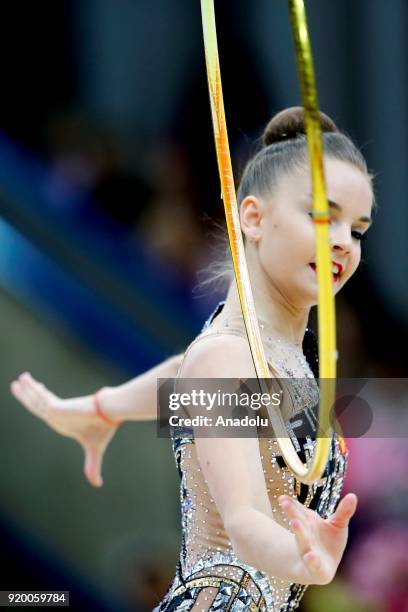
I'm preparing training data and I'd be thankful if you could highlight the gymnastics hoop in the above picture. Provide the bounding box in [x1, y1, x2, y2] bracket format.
[200, 0, 336, 485]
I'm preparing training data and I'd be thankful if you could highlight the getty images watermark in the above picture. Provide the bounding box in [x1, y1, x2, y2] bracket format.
[167, 386, 283, 428]
[156, 377, 408, 439]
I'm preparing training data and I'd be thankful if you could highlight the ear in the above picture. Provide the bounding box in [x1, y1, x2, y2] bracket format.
[240, 195, 264, 243]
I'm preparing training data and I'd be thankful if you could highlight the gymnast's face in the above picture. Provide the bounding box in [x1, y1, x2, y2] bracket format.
[240, 158, 373, 308]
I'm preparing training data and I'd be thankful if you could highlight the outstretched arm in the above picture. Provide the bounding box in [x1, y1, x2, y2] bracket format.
[97, 353, 183, 421]
[10, 353, 183, 487]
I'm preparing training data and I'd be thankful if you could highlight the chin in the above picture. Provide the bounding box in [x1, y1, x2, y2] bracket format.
[293, 291, 319, 308]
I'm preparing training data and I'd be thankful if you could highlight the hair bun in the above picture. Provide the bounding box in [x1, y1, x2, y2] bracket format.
[262, 106, 337, 146]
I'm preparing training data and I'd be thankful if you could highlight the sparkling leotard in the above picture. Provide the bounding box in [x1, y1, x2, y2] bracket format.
[155, 302, 348, 611]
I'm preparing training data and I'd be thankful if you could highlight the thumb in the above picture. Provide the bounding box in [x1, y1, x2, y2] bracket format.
[329, 493, 358, 529]
[84, 445, 104, 488]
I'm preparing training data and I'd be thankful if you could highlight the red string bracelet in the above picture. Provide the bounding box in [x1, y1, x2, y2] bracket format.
[93, 390, 124, 426]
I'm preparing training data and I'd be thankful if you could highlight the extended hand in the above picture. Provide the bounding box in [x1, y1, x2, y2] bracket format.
[10, 372, 118, 488]
[278, 492, 358, 585]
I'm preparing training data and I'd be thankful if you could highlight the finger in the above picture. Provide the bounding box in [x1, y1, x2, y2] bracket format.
[84, 445, 104, 488]
[19, 374, 58, 419]
[278, 496, 304, 523]
[21, 372, 44, 394]
[11, 380, 45, 419]
[22, 380, 50, 418]
[290, 518, 312, 558]
[12, 376, 39, 406]
[10, 380, 23, 400]
[289, 496, 317, 518]
[329, 493, 358, 529]
[20, 373, 54, 405]
[303, 550, 322, 575]
[19, 372, 34, 385]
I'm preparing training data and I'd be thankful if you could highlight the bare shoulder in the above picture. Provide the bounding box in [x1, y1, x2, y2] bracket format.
[180, 333, 256, 379]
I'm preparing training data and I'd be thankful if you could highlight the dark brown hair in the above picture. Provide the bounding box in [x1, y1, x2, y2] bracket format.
[237, 106, 371, 204]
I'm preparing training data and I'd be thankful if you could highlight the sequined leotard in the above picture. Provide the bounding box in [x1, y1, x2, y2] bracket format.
[155, 302, 348, 612]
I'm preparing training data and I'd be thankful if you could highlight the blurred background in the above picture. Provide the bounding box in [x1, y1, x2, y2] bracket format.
[1, 1, 407, 610]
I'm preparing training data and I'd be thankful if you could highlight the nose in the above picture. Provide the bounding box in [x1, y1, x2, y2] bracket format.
[329, 222, 352, 254]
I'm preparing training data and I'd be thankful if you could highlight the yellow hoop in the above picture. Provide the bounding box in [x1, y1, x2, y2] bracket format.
[200, 0, 335, 485]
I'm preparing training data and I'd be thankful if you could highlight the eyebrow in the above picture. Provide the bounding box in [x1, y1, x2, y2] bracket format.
[307, 195, 372, 225]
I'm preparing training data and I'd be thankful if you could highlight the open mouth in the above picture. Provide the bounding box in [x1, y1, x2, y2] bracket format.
[309, 262, 342, 283]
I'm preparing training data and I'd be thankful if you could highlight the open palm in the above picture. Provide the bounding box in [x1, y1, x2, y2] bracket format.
[279, 492, 358, 585]
[10, 372, 117, 487]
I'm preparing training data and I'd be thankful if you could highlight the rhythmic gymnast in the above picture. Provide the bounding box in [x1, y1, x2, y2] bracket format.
[11, 107, 374, 611]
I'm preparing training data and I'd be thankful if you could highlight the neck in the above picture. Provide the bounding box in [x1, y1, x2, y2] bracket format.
[220, 278, 310, 347]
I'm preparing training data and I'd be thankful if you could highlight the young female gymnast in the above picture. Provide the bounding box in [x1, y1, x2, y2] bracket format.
[11, 107, 373, 610]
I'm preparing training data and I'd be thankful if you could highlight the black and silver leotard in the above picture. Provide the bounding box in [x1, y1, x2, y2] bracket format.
[155, 302, 348, 611]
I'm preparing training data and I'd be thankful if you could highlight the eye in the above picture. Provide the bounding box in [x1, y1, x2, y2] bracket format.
[308, 208, 369, 241]
[351, 230, 367, 241]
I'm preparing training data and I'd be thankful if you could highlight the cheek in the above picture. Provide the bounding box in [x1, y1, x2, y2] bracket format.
[258, 239, 290, 280]
[344, 245, 362, 280]
[351, 243, 362, 267]
[293, 220, 316, 262]
[275, 217, 314, 254]
[258, 215, 315, 273]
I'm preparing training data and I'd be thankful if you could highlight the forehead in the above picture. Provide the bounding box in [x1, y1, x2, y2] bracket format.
[279, 158, 373, 212]
[323, 158, 373, 205]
